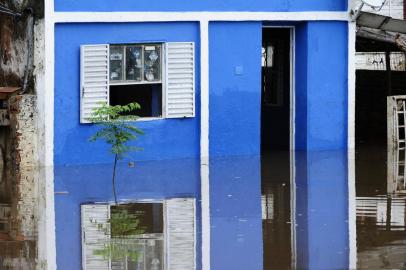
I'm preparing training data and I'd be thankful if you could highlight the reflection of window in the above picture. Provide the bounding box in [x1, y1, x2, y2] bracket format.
[261, 193, 274, 220]
[81, 199, 196, 270]
[356, 196, 406, 229]
[80, 42, 195, 123]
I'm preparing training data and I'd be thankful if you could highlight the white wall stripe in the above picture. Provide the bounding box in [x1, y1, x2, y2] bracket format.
[347, 21, 357, 270]
[348, 22, 356, 151]
[39, 0, 57, 269]
[51, 11, 350, 23]
[348, 2, 357, 268]
[199, 19, 210, 270]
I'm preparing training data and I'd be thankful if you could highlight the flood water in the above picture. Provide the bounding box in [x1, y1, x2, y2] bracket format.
[1, 148, 406, 269]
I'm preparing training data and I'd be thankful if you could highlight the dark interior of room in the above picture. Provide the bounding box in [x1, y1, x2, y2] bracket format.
[110, 84, 162, 118]
[355, 37, 406, 194]
[261, 28, 291, 153]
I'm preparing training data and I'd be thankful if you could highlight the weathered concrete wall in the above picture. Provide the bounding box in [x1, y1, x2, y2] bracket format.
[0, 95, 38, 269]
[0, 0, 43, 92]
[0, 0, 44, 269]
[8, 95, 38, 241]
[0, 240, 36, 268]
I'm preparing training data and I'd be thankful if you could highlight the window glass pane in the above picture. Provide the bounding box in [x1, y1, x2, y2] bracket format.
[144, 45, 161, 82]
[261, 45, 274, 68]
[126, 46, 143, 82]
[110, 46, 124, 81]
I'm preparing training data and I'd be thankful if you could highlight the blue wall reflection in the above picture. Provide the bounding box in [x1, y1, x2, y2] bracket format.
[54, 151, 350, 269]
[54, 158, 201, 270]
[296, 151, 349, 270]
[210, 156, 263, 270]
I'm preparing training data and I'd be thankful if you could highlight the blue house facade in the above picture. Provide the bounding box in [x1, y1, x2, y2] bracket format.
[44, 0, 355, 269]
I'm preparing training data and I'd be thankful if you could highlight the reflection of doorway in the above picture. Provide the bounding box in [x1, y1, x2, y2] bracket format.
[262, 152, 292, 270]
[261, 27, 294, 270]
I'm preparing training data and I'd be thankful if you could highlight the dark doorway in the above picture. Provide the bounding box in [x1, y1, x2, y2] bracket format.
[261, 28, 291, 153]
[261, 27, 293, 270]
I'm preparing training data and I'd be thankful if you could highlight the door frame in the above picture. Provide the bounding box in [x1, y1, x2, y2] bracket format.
[262, 25, 296, 269]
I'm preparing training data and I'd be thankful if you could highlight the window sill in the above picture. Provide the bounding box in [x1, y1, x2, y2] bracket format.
[136, 116, 163, 122]
[109, 81, 162, 86]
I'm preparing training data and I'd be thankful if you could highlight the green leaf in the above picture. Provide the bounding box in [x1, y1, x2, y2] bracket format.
[88, 102, 144, 158]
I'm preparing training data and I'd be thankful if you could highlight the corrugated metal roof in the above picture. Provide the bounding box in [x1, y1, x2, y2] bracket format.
[357, 11, 406, 34]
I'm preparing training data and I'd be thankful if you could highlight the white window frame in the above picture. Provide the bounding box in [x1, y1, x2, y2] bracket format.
[109, 43, 165, 122]
[80, 42, 195, 124]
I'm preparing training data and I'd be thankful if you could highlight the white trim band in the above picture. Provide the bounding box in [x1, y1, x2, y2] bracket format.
[52, 11, 350, 23]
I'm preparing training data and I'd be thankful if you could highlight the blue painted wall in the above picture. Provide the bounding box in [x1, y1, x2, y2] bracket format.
[54, 22, 200, 166]
[209, 22, 262, 157]
[55, 21, 349, 164]
[295, 22, 348, 150]
[295, 23, 309, 151]
[209, 21, 348, 156]
[54, 158, 201, 270]
[55, 0, 347, 12]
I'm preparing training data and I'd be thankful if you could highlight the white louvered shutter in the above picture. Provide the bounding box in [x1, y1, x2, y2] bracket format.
[80, 44, 109, 123]
[81, 204, 110, 270]
[166, 198, 196, 270]
[165, 42, 195, 118]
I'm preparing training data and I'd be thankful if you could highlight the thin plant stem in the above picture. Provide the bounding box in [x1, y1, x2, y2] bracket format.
[112, 153, 118, 205]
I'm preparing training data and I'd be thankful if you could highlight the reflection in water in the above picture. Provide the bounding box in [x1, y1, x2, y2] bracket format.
[0, 203, 36, 269]
[81, 199, 194, 270]
[357, 196, 406, 229]
[12, 148, 404, 269]
[262, 151, 292, 270]
[55, 159, 198, 270]
[210, 151, 349, 270]
[356, 145, 406, 269]
[85, 204, 164, 270]
[356, 195, 406, 269]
